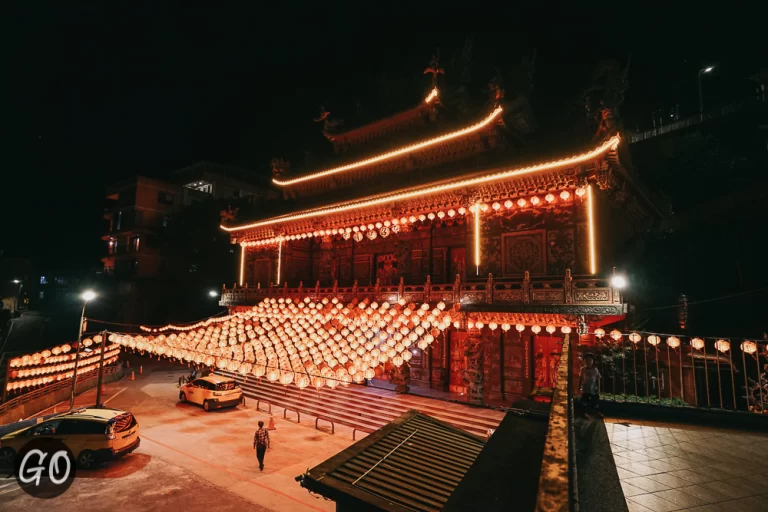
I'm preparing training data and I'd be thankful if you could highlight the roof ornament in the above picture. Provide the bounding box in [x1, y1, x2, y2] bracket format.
[424, 50, 445, 88]
[489, 68, 505, 107]
[219, 205, 239, 224]
[270, 157, 290, 179]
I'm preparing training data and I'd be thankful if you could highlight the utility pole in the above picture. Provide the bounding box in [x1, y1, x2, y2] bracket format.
[95, 330, 108, 407]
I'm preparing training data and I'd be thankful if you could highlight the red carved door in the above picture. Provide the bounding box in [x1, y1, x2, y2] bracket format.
[448, 247, 466, 283]
[533, 335, 562, 390]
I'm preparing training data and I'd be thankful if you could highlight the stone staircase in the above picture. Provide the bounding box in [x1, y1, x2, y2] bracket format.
[217, 370, 503, 437]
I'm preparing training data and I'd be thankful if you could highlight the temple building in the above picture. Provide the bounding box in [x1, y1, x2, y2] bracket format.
[218, 62, 659, 404]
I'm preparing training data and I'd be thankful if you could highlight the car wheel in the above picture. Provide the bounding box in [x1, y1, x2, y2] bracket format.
[78, 450, 95, 469]
[203, 400, 210, 412]
[179, 392, 187, 403]
[0, 447, 16, 468]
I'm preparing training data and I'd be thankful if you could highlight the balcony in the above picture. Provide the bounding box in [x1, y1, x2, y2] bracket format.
[220, 270, 624, 316]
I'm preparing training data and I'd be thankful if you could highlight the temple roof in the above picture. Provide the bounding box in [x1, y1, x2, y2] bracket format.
[222, 135, 621, 241]
[298, 410, 486, 512]
[273, 105, 502, 190]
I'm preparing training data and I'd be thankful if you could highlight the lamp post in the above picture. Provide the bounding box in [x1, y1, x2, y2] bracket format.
[698, 66, 714, 121]
[11, 280, 23, 312]
[69, 290, 97, 409]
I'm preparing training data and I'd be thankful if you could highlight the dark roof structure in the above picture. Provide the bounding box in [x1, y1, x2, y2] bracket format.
[297, 410, 486, 512]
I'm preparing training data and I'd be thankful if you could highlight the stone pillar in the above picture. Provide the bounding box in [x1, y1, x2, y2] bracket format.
[462, 327, 485, 404]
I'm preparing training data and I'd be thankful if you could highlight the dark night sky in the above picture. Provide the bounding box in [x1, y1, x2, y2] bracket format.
[5, 7, 766, 273]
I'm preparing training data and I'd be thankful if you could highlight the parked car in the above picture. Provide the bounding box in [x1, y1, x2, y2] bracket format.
[0, 407, 140, 469]
[179, 375, 244, 411]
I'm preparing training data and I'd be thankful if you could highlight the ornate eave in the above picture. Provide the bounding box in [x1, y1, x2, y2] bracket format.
[224, 136, 622, 245]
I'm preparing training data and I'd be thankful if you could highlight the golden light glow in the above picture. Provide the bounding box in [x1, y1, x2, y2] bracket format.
[424, 87, 438, 104]
[272, 107, 504, 187]
[587, 185, 597, 274]
[239, 244, 245, 286]
[474, 203, 481, 275]
[223, 136, 621, 234]
[276, 238, 283, 285]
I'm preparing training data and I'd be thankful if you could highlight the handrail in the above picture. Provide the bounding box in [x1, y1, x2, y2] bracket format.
[256, 400, 272, 414]
[353, 427, 372, 440]
[283, 407, 301, 423]
[0, 365, 122, 414]
[315, 417, 335, 434]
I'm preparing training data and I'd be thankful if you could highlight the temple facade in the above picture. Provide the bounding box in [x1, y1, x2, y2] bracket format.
[218, 74, 657, 404]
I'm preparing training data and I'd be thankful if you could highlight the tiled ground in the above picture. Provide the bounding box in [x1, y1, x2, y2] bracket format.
[606, 417, 768, 512]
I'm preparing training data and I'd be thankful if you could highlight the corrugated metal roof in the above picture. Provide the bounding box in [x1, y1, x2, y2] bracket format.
[300, 410, 485, 512]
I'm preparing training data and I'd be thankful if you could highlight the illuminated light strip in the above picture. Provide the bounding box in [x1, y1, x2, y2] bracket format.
[587, 185, 597, 274]
[474, 204, 481, 275]
[239, 244, 245, 286]
[424, 87, 438, 104]
[272, 107, 503, 187]
[223, 135, 620, 233]
[276, 238, 283, 285]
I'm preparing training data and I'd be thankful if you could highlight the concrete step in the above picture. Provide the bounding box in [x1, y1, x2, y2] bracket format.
[218, 370, 500, 436]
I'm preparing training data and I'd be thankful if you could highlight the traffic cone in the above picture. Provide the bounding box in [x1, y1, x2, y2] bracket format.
[139, 366, 143, 374]
[267, 415, 276, 430]
[100, 384, 107, 395]
[131, 371, 135, 381]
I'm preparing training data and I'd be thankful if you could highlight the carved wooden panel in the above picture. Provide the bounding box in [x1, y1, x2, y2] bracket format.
[574, 289, 610, 302]
[546, 229, 575, 276]
[432, 247, 447, 284]
[494, 290, 523, 302]
[411, 249, 424, 282]
[532, 290, 564, 302]
[461, 291, 486, 303]
[354, 254, 371, 283]
[449, 330, 467, 394]
[502, 230, 547, 276]
[253, 259, 271, 287]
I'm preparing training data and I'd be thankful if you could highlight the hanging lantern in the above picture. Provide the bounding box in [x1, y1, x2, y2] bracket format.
[575, 187, 586, 197]
[741, 341, 757, 354]
[666, 336, 680, 349]
[691, 337, 705, 350]
[628, 333, 642, 344]
[714, 340, 730, 353]
[560, 190, 571, 200]
[594, 328, 605, 339]
[647, 335, 661, 346]
[561, 326, 572, 334]
[610, 330, 622, 341]
[546, 325, 556, 334]
[531, 325, 541, 334]
[488, 322, 498, 331]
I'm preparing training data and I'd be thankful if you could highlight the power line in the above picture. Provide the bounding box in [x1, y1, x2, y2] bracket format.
[638, 286, 768, 312]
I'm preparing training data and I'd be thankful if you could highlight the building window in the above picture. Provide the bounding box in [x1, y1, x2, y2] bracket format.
[131, 236, 141, 252]
[39, 291, 45, 299]
[158, 191, 174, 205]
[40, 276, 47, 285]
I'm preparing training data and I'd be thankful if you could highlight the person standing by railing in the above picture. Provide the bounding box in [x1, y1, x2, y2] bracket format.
[579, 354, 602, 418]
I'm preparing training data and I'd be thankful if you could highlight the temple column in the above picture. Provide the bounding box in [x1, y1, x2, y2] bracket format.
[462, 326, 486, 404]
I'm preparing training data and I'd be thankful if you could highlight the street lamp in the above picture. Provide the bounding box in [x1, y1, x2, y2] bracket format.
[698, 66, 714, 120]
[208, 290, 219, 298]
[70, 290, 97, 408]
[611, 275, 628, 289]
[11, 280, 23, 312]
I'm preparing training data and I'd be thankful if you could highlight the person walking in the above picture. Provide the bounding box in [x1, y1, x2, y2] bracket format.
[579, 354, 603, 418]
[253, 420, 270, 471]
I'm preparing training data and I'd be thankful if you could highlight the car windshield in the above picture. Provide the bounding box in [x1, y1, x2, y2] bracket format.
[216, 382, 237, 391]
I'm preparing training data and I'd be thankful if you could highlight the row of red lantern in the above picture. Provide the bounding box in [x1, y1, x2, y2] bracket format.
[9, 336, 121, 368]
[463, 321, 573, 335]
[594, 329, 765, 355]
[118, 296, 449, 389]
[8, 346, 121, 381]
[241, 189, 584, 248]
[5, 355, 120, 392]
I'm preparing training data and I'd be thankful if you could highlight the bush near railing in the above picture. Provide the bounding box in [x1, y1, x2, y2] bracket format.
[600, 392, 690, 408]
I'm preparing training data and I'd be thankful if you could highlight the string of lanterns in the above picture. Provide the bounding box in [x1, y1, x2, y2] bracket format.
[592, 328, 766, 355]
[119, 297, 454, 391]
[9, 333, 114, 368]
[6, 345, 121, 392]
[240, 188, 584, 248]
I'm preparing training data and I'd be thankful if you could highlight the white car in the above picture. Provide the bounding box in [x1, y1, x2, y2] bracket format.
[179, 375, 244, 411]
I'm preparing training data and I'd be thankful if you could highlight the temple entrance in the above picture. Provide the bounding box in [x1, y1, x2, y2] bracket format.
[253, 259, 271, 287]
[533, 335, 563, 391]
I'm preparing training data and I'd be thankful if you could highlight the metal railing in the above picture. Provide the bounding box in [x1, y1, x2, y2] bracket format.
[588, 335, 767, 414]
[0, 365, 122, 414]
[220, 270, 621, 310]
[629, 102, 746, 144]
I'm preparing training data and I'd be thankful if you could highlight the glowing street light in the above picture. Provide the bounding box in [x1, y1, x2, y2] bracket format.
[698, 66, 715, 120]
[70, 290, 97, 408]
[611, 275, 627, 289]
[208, 290, 219, 298]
